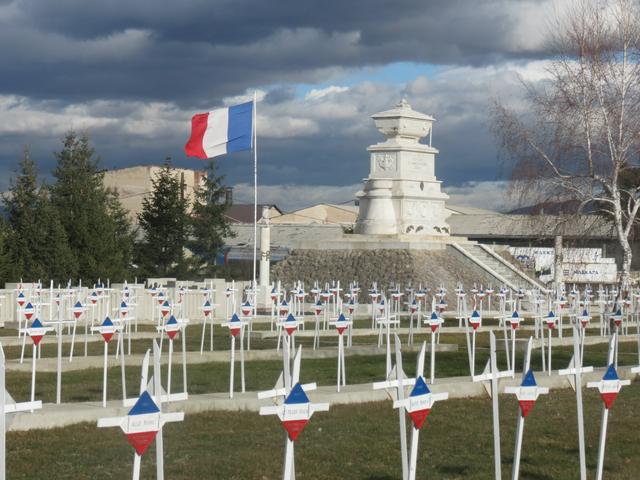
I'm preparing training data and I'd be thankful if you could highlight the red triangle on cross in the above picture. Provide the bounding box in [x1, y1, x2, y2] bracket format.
[126, 430, 158, 456]
[282, 419, 308, 441]
[601, 392, 618, 409]
[409, 408, 431, 429]
[167, 330, 178, 340]
[519, 400, 536, 418]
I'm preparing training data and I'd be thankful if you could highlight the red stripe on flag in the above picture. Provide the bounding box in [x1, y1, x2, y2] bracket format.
[184, 113, 209, 159]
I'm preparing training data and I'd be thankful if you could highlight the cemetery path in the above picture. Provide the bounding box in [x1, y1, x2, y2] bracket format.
[7, 363, 637, 431]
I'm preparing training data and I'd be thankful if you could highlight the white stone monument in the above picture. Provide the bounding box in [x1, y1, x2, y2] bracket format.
[355, 99, 449, 236]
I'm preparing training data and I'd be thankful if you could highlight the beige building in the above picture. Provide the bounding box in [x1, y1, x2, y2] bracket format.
[103, 165, 205, 222]
[270, 203, 358, 226]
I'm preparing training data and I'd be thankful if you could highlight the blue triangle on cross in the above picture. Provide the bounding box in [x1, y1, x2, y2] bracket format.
[167, 315, 177, 325]
[102, 317, 113, 327]
[338, 313, 346, 322]
[471, 310, 480, 318]
[231, 313, 240, 323]
[31, 318, 43, 328]
[430, 312, 438, 320]
[521, 369, 537, 387]
[286, 313, 296, 323]
[603, 363, 619, 381]
[129, 390, 160, 416]
[285, 383, 309, 404]
[512, 311, 520, 318]
[410, 376, 431, 397]
[74, 301, 82, 308]
[547, 311, 555, 318]
[121, 301, 127, 308]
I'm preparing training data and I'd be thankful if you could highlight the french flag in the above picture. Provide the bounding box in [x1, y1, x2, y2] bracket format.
[185, 101, 253, 159]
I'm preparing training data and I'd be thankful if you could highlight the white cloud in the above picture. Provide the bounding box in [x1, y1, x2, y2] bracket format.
[223, 89, 268, 106]
[230, 179, 519, 214]
[0, 59, 550, 142]
[444, 180, 517, 212]
[304, 86, 349, 101]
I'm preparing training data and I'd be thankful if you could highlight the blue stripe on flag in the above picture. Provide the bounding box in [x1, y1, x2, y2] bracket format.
[227, 101, 253, 153]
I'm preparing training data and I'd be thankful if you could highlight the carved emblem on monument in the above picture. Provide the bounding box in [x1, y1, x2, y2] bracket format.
[405, 200, 431, 219]
[375, 152, 396, 172]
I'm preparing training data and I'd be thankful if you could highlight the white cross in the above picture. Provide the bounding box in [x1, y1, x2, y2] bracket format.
[472, 331, 513, 480]
[558, 326, 594, 480]
[258, 338, 328, 480]
[392, 341, 448, 480]
[98, 342, 184, 480]
[373, 334, 414, 480]
[504, 337, 549, 480]
[586, 333, 630, 480]
[221, 313, 249, 398]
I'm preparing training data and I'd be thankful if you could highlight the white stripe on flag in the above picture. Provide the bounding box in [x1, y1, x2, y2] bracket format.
[203, 107, 229, 158]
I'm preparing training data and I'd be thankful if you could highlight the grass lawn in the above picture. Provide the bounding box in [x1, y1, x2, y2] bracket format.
[7, 381, 640, 479]
[1, 321, 631, 359]
[4, 334, 637, 404]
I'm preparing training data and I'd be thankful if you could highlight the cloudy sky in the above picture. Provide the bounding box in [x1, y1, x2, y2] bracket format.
[0, 0, 558, 211]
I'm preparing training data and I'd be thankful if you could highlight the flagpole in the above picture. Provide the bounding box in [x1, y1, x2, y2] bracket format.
[252, 91, 258, 296]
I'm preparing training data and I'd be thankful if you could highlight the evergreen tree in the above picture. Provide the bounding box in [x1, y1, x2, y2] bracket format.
[3, 148, 77, 281]
[50, 132, 134, 281]
[188, 160, 234, 276]
[137, 159, 190, 277]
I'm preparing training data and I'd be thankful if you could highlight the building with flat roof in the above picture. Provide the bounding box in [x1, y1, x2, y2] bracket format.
[103, 165, 205, 222]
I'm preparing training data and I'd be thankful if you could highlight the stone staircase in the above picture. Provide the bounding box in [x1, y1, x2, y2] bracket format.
[451, 243, 548, 292]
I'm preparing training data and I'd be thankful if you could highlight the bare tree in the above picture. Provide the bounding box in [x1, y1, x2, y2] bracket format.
[493, 0, 640, 287]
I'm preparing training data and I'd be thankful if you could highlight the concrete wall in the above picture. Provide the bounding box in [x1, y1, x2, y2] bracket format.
[228, 223, 345, 250]
[271, 246, 503, 292]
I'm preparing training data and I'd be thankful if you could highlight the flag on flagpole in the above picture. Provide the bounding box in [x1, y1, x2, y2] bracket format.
[185, 101, 253, 159]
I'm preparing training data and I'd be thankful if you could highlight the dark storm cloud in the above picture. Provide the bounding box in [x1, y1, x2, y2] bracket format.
[1, 0, 548, 104]
[0, 0, 552, 209]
